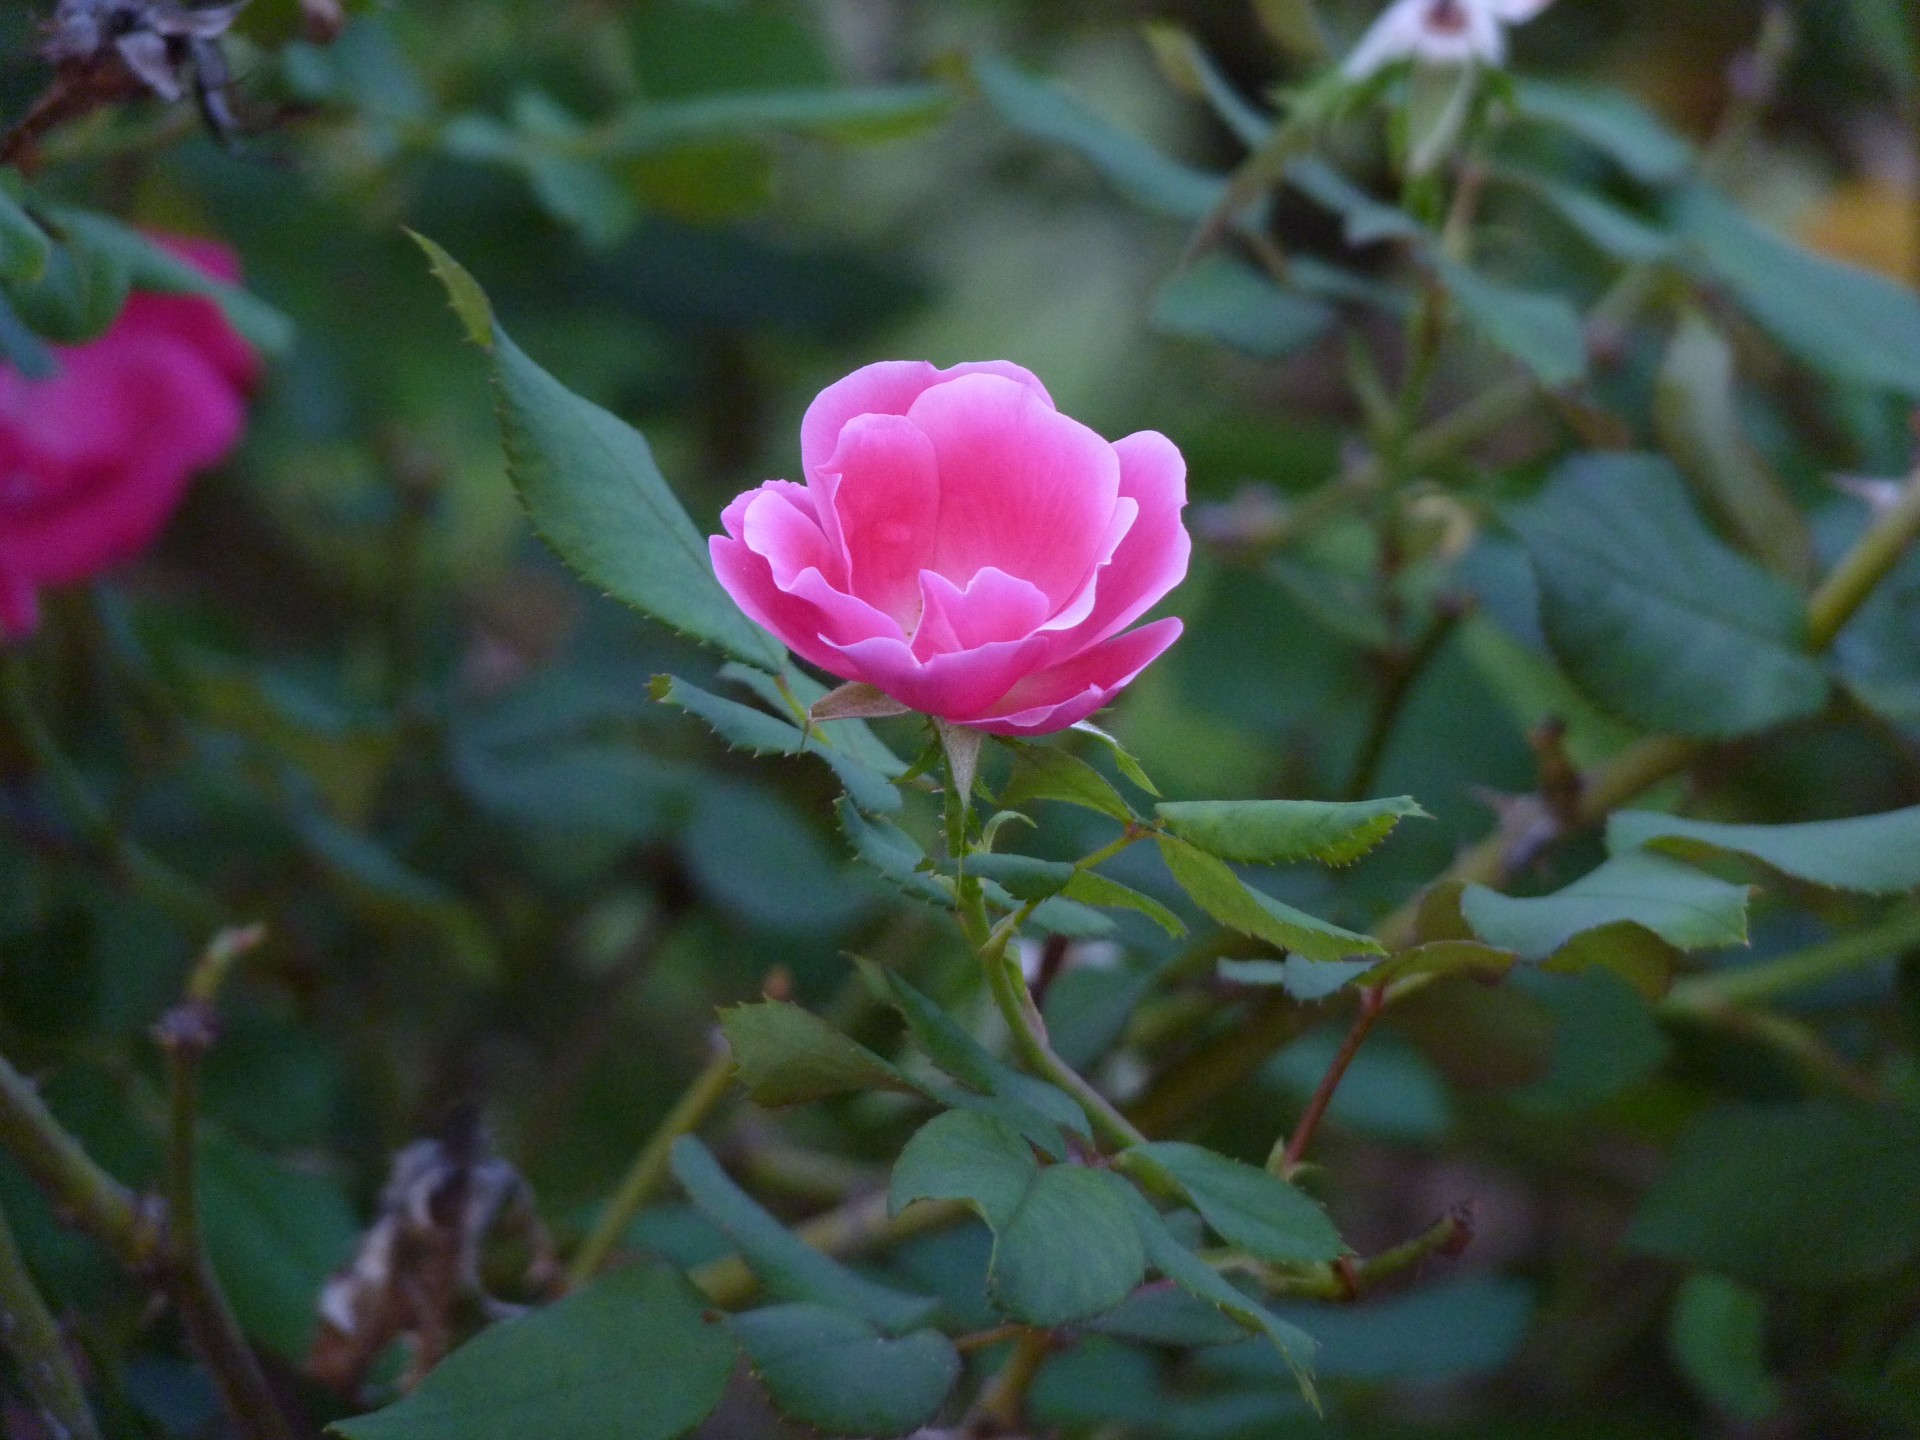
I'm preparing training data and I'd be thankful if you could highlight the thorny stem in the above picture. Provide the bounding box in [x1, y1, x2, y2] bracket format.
[1246, 1205, 1474, 1302]
[566, 1044, 738, 1290]
[1273, 984, 1386, 1176]
[0, 1194, 101, 1440]
[155, 937, 294, 1440]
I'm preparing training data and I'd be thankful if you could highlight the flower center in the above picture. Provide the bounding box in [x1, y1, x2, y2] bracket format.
[1424, 0, 1470, 34]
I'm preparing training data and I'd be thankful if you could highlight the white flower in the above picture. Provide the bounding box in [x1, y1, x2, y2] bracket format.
[1342, 0, 1552, 79]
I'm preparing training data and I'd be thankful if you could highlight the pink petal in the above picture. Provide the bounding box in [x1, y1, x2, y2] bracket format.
[823, 630, 1048, 722]
[821, 413, 940, 629]
[972, 617, 1184, 735]
[738, 482, 841, 590]
[0, 339, 245, 585]
[910, 566, 1053, 661]
[1055, 430, 1191, 650]
[799, 359, 1052, 482]
[711, 536, 898, 675]
[906, 373, 1122, 609]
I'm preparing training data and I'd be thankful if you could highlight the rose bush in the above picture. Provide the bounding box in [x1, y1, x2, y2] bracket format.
[710, 359, 1190, 733]
[0, 235, 257, 641]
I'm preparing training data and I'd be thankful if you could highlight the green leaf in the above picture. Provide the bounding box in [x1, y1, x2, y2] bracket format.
[890, 1109, 1039, 1227]
[1157, 837, 1384, 962]
[1435, 257, 1588, 388]
[1508, 452, 1829, 737]
[862, 963, 1088, 1143]
[1668, 1274, 1782, 1423]
[1653, 307, 1813, 581]
[730, 1304, 960, 1439]
[1510, 79, 1694, 183]
[412, 237, 786, 671]
[972, 56, 1227, 222]
[329, 1265, 734, 1440]
[836, 799, 953, 907]
[1000, 744, 1138, 823]
[651, 674, 900, 813]
[722, 662, 907, 778]
[1521, 174, 1674, 262]
[1151, 255, 1334, 361]
[1461, 851, 1749, 961]
[991, 1166, 1147, 1327]
[720, 1001, 909, 1107]
[1119, 1188, 1319, 1404]
[1673, 185, 1920, 399]
[602, 83, 951, 153]
[1286, 158, 1423, 245]
[1062, 870, 1186, 938]
[0, 187, 50, 282]
[200, 1131, 357, 1360]
[54, 210, 295, 354]
[1071, 721, 1161, 795]
[671, 1137, 938, 1333]
[1629, 1101, 1920, 1286]
[1154, 796, 1426, 867]
[1127, 1143, 1343, 1265]
[1607, 805, 1920, 895]
[891, 1111, 1144, 1327]
[4, 225, 129, 343]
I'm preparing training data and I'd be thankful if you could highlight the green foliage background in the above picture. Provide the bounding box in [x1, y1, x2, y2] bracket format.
[2, 0, 1920, 1437]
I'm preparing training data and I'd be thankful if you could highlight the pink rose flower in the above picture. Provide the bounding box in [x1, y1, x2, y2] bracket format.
[712, 361, 1189, 735]
[0, 235, 259, 641]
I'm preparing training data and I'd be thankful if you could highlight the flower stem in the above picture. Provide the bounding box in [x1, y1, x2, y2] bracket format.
[1666, 905, 1920, 1013]
[0, 1192, 101, 1440]
[566, 1045, 736, 1290]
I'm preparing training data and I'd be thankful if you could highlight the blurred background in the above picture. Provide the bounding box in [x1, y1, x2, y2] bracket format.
[1, 0, 1917, 1436]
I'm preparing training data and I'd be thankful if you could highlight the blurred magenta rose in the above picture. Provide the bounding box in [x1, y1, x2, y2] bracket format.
[0, 235, 259, 642]
[712, 360, 1189, 735]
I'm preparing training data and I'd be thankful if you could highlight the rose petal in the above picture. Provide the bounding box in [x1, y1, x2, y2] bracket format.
[906, 373, 1121, 608]
[972, 617, 1184, 735]
[799, 359, 1053, 483]
[821, 413, 940, 629]
[823, 630, 1048, 722]
[910, 566, 1054, 661]
[711, 536, 898, 674]
[1051, 430, 1190, 652]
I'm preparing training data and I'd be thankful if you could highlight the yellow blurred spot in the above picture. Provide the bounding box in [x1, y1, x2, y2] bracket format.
[1798, 178, 1919, 282]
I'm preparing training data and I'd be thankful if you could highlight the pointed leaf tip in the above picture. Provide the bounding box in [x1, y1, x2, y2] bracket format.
[407, 230, 496, 350]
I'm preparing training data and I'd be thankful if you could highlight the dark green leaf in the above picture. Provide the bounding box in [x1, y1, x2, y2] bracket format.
[603, 84, 951, 153]
[1674, 186, 1920, 399]
[1509, 453, 1829, 737]
[1436, 258, 1588, 388]
[990, 1166, 1146, 1327]
[836, 799, 954, 907]
[1157, 837, 1384, 961]
[1000, 744, 1137, 823]
[720, 1001, 909, 1107]
[1120, 1188, 1319, 1403]
[55, 210, 295, 354]
[1151, 255, 1334, 361]
[1511, 79, 1694, 183]
[1607, 805, 1920, 895]
[890, 1112, 1142, 1327]
[1668, 1274, 1782, 1423]
[671, 1137, 938, 1333]
[1461, 851, 1749, 961]
[1628, 1101, 1920, 1286]
[330, 1265, 734, 1440]
[972, 56, 1227, 221]
[1154, 796, 1426, 866]
[1128, 1143, 1343, 1264]
[0, 187, 50, 282]
[731, 1304, 960, 1438]
[1514, 172, 1675, 262]
[1062, 869, 1186, 938]
[412, 237, 785, 670]
[1358, 940, 1515, 987]
[652, 674, 900, 813]
[890, 1109, 1038, 1228]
